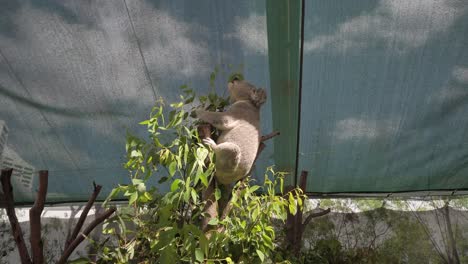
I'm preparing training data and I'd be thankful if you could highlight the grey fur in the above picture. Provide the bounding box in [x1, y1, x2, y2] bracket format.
[196, 80, 267, 185]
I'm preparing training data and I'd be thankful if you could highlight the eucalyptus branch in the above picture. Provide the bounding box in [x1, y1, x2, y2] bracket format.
[65, 182, 102, 249]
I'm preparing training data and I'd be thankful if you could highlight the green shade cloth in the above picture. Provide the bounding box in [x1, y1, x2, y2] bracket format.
[1, 0, 467, 203]
[299, 0, 468, 194]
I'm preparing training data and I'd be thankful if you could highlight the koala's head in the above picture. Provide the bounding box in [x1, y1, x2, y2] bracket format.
[228, 79, 267, 108]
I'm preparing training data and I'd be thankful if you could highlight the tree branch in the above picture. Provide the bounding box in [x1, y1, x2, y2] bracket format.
[1, 169, 32, 264]
[29, 170, 48, 264]
[65, 182, 102, 249]
[58, 207, 116, 264]
[302, 208, 331, 227]
[261, 131, 280, 142]
[201, 179, 218, 233]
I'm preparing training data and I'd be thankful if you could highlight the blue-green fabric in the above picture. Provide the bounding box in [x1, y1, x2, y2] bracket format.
[0, 0, 272, 203]
[300, 0, 468, 194]
[1, 0, 468, 203]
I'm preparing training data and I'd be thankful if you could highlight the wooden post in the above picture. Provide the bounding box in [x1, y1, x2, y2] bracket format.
[29, 170, 48, 264]
[285, 170, 330, 254]
[1, 169, 32, 264]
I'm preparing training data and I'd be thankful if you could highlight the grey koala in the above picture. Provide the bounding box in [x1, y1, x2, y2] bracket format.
[196, 79, 267, 185]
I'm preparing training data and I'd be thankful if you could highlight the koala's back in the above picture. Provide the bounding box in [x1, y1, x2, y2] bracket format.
[216, 102, 260, 183]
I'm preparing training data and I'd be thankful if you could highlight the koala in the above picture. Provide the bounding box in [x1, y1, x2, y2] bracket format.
[196, 79, 267, 185]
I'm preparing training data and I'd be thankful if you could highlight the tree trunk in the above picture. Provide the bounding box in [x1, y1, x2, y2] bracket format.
[1, 169, 32, 264]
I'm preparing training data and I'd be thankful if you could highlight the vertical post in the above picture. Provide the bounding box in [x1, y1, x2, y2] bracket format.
[266, 0, 303, 187]
[285, 171, 307, 254]
[29, 170, 48, 264]
[285, 170, 330, 254]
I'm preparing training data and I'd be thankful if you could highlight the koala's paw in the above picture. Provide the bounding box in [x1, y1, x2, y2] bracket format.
[202, 138, 217, 148]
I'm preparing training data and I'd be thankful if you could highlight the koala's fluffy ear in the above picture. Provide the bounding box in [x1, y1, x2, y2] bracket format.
[250, 88, 267, 108]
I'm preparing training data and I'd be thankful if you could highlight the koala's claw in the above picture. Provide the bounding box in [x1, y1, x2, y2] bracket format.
[202, 138, 217, 147]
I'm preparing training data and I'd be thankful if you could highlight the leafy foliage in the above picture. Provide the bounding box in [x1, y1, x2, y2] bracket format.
[81, 75, 301, 263]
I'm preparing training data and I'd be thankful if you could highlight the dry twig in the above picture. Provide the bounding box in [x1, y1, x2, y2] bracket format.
[58, 207, 116, 264]
[65, 182, 102, 249]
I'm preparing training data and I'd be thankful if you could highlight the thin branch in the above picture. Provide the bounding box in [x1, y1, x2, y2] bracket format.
[1, 169, 32, 264]
[64, 205, 83, 253]
[302, 208, 331, 227]
[58, 207, 116, 264]
[260, 131, 280, 142]
[29, 170, 48, 264]
[65, 182, 102, 249]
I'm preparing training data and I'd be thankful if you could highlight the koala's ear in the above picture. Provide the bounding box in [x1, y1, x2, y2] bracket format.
[250, 88, 267, 108]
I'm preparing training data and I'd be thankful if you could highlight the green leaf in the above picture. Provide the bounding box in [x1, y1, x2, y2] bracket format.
[209, 72, 216, 88]
[129, 192, 138, 205]
[136, 183, 146, 193]
[199, 172, 208, 187]
[170, 102, 184, 108]
[183, 187, 191, 202]
[130, 150, 142, 157]
[214, 188, 221, 201]
[256, 249, 265, 262]
[132, 178, 143, 185]
[195, 248, 204, 263]
[191, 189, 198, 204]
[249, 185, 260, 193]
[170, 179, 182, 192]
[143, 191, 153, 201]
[160, 246, 177, 264]
[196, 148, 209, 165]
[104, 187, 121, 206]
[168, 161, 177, 176]
[208, 218, 218, 226]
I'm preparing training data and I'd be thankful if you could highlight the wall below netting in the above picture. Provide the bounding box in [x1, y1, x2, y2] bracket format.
[0, 206, 103, 263]
[1, 201, 468, 263]
[302, 205, 468, 263]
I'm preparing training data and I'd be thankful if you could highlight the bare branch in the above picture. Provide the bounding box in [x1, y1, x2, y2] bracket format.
[303, 208, 331, 228]
[260, 131, 280, 142]
[58, 207, 116, 264]
[29, 170, 48, 264]
[1, 169, 32, 264]
[65, 183, 102, 249]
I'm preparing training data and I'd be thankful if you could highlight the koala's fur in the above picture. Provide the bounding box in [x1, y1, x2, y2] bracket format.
[196, 80, 267, 185]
